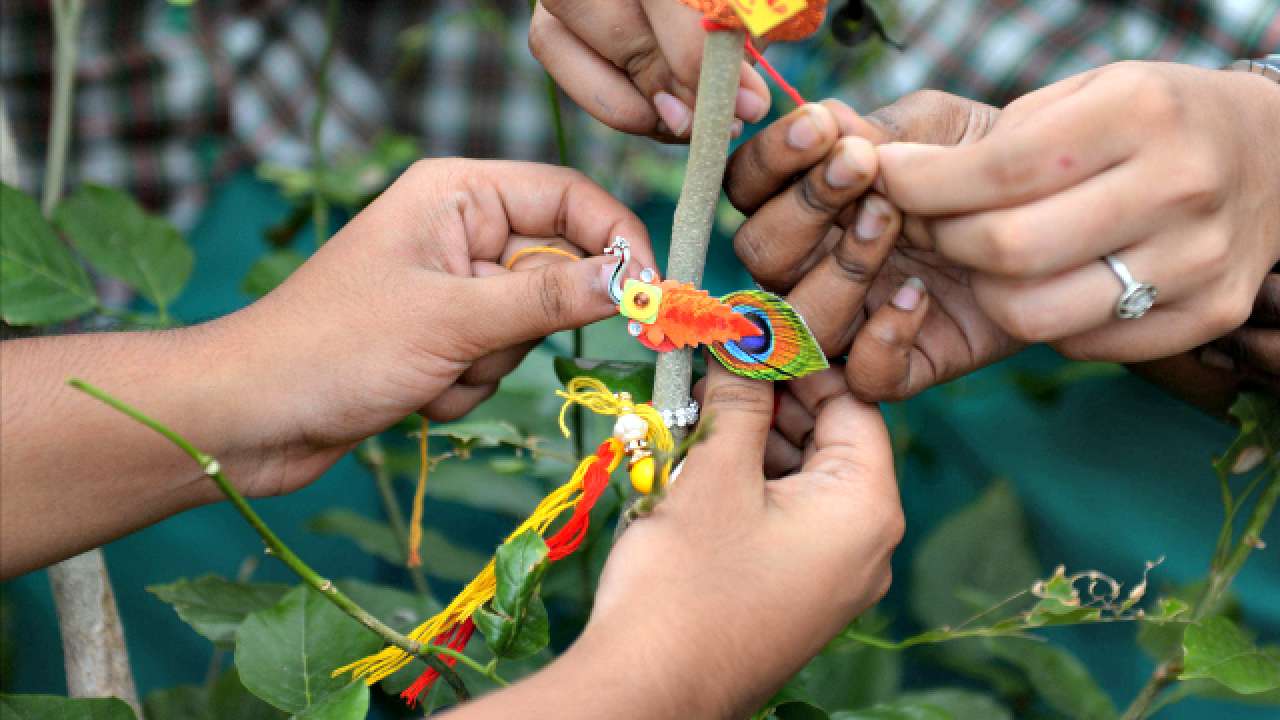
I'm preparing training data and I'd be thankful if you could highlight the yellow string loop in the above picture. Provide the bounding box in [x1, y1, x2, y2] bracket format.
[503, 245, 581, 270]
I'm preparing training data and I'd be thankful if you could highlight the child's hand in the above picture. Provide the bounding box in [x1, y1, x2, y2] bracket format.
[469, 364, 903, 719]
[221, 159, 655, 495]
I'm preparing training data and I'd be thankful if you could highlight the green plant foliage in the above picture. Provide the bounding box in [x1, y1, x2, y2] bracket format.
[53, 184, 193, 313]
[422, 461, 548, 518]
[910, 480, 1041, 629]
[233, 586, 383, 714]
[147, 574, 290, 649]
[428, 420, 527, 453]
[474, 530, 551, 660]
[829, 701, 951, 719]
[142, 685, 209, 720]
[770, 615, 902, 715]
[987, 638, 1118, 719]
[242, 249, 306, 298]
[1181, 616, 1280, 695]
[257, 134, 421, 208]
[288, 682, 368, 720]
[890, 689, 1011, 720]
[0, 183, 96, 325]
[333, 579, 440, 634]
[208, 668, 287, 720]
[0, 694, 135, 720]
[306, 509, 488, 581]
[552, 357, 656, 403]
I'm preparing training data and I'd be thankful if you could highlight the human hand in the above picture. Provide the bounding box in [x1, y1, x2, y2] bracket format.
[219, 159, 655, 496]
[1203, 272, 1280, 394]
[877, 61, 1280, 362]
[470, 364, 901, 719]
[529, 0, 773, 141]
[725, 96, 1019, 400]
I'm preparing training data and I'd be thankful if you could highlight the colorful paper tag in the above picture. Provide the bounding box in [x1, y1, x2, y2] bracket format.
[727, 0, 808, 37]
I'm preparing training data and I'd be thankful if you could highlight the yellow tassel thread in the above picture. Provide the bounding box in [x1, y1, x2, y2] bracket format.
[406, 418, 429, 568]
[334, 437, 624, 685]
[556, 377, 675, 493]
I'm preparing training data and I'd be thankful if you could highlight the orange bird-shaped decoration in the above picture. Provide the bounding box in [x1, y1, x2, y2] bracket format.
[680, 0, 828, 40]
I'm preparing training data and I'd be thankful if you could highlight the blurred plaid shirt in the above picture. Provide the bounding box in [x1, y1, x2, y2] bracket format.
[1, 0, 1277, 227]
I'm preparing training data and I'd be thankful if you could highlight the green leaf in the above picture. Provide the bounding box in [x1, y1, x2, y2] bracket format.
[1181, 616, 1280, 694]
[552, 357, 656, 403]
[209, 668, 287, 720]
[233, 586, 383, 714]
[424, 460, 547, 518]
[333, 579, 440, 634]
[148, 574, 290, 649]
[0, 183, 96, 325]
[242, 250, 306, 298]
[473, 530, 550, 659]
[892, 689, 1011, 720]
[53, 184, 193, 311]
[830, 701, 952, 720]
[779, 615, 902, 712]
[306, 509, 488, 581]
[1024, 567, 1102, 627]
[1137, 596, 1193, 661]
[986, 638, 1117, 719]
[142, 685, 209, 720]
[428, 419, 526, 451]
[288, 682, 367, 720]
[0, 694, 136, 720]
[911, 480, 1040, 629]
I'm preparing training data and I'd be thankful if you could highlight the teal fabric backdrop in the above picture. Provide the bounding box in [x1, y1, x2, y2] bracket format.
[3, 170, 1276, 719]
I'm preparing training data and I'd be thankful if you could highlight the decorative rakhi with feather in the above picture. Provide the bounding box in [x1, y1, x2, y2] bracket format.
[603, 237, 827, 381]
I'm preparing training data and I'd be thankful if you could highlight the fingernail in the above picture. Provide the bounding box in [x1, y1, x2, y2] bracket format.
[730, 118, 744, 139]
[736, 87, 769, 123]
[596, 257, 619, 298]
[654, 92, 692, 136]
[890, 277, 925, 311]
[826, 138, 873, 188]
[787, 106, 821, 149]
[855, 195, 890, 242]
[1200, 347, 1235, 371]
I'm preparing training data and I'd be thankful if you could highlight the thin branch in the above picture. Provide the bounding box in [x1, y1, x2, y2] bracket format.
[41, 0, 82, 215]
[69, 378, 473, 702]
[356, 437, 433, 598]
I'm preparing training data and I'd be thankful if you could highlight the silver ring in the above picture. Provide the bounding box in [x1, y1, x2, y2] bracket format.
[1102, 255, 1158, 320]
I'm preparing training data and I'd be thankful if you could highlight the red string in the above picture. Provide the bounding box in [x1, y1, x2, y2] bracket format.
[701, 18, 807, 108]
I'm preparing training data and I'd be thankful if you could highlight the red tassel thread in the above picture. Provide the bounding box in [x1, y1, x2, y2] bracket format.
[398, 440, 618, 705]
[701, 18, 807, 107]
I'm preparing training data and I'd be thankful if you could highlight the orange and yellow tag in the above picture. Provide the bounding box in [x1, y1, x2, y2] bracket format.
[727, 0, 808, 37]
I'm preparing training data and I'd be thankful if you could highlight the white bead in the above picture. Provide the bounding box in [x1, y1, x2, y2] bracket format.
[613, 413, 649, 442]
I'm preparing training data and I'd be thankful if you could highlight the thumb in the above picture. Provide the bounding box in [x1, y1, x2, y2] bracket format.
[685, 361, 775, 485]
[447, 255, 617, 357]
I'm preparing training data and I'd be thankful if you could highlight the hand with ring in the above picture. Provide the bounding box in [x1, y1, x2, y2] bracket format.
[876, 61, 1280, 362]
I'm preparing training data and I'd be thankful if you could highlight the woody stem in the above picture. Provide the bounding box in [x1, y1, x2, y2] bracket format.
[68, 378, 473, 702]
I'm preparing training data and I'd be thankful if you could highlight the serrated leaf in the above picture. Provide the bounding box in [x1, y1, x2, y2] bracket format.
[233, 586, 383, 714]
[147, 574, 290, 649]
[892, 689, 1011, 720]
[428, 419, 526, 450]
[242, 249, 306, 298]
[288, 682, 367, 720]
[911, 481, 1040, 629]
[474, 530, 550, 659]
[333, 579, 440, 634]
[306, 509, 488, 581]
[209, 668, 287, 720]
[0, 694, 136, 720]
[1181, 616, 1280, 694]
[552, 357, 655, 403]
[0, 182, 96, 325]
[54, 184, 193, 310]
[986, 638, 1117, 719]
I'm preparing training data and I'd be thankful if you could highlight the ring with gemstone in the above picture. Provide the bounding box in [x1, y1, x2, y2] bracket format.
[1102, 254, 1158, 320]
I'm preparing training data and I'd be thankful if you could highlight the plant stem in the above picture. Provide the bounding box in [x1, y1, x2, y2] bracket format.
[41, 0, 82, 215]
[69, 378, 473, 702]
[357, 437, 433, 598]
[1120, 461, 1279, 720]
[651, 29, 744, 441]
[309, 0, 340, 246]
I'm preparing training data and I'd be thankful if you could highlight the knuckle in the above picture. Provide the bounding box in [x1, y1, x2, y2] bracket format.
[981, 143, 1036, 191]
[831, 241, 877, 286]
[996, 297, 1056, 343]
[1130, 69, 1186, 127]
[795, 172, 840, 217]
[1207, 290, 1253, 336]
[537, 265, 570, 324]
[982, 218, 1039, 276]
[705, 383, 773, 417]
[1163, 147, 1225, 212]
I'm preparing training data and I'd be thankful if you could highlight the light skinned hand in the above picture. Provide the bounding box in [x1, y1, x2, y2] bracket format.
[529, 0, 772, 141]
[724, 96, 1020, 400]
[0, 158, 654, 575]
[877, 61, 1280, 362]
[463, 363, 903, 719]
